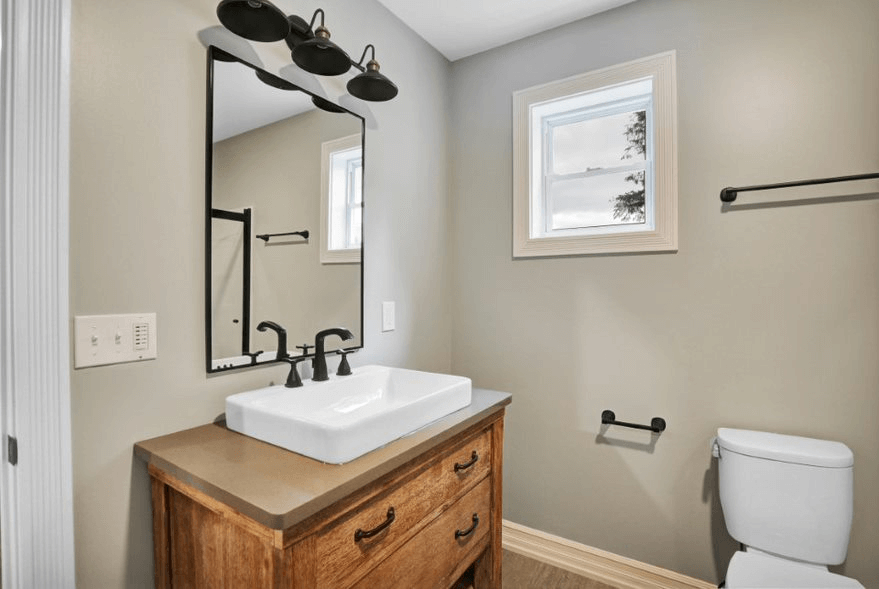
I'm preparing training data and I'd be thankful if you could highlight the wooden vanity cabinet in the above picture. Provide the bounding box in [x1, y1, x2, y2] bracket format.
[147, 409, 505, 588]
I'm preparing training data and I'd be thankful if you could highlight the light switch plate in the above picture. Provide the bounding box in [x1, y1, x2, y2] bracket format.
[74, 313, 158, 368]
[382, 301, 395, 332]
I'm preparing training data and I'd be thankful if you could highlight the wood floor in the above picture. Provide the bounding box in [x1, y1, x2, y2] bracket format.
[502, 550, 618, 589]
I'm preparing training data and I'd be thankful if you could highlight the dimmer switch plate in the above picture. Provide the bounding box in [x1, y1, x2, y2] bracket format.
[74, 313, 158, 368]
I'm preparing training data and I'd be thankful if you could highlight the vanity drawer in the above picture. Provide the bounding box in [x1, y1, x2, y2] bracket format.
[351, 477, 491, 589]
[314, 428, 492, 587]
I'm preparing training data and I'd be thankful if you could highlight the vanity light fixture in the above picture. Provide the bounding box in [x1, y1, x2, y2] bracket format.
[256, 60, 347, 115]
[311, 95, 347, 113]
[254, 68, 299, 91]
[347, 45, 398, 102]
[291, 9, 351, 76]
[216, 2, 399, 102]
[212, 47, 242, 63]
[216, 0, 289, 43]
[254, 60, 347, 113]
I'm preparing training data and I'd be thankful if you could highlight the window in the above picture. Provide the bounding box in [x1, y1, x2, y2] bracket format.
[513, 51, 677, 257]
[321, 134, 362, 264]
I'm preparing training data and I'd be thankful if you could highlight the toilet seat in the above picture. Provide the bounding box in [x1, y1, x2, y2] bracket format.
[726, 551, 863, 588]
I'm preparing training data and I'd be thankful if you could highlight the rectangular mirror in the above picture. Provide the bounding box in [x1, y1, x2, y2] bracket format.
[206, 46, 364, 373]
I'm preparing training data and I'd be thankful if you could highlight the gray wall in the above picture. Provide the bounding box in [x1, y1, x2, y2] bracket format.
[212, 109, 361, 360]
[69, 0, 451, 585]
[449, 0, 879, 585]
[69, 0, 879, 586]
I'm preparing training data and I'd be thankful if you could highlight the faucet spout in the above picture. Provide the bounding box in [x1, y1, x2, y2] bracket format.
[256, 320, 288, 361]
[313, 327, 354, 381]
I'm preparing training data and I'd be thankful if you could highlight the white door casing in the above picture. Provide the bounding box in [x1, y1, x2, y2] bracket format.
[0, 0, 76, 587]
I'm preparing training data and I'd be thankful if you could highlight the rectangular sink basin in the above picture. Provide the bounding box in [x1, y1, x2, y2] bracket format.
[225, 365, 472, 464]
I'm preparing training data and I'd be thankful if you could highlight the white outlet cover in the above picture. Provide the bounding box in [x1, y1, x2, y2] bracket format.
[382, 301, 395, 332]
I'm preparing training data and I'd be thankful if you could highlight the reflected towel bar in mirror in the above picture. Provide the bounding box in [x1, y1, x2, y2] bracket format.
[601, 410, 666, 433]
[256, 230, 309, 242]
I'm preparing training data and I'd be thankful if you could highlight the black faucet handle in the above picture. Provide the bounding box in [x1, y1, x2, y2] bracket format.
[296, 343, 313, 356]
[282, 356, 308, 388]
[244, 350, 264, 365]
[335, 348, 357, 376]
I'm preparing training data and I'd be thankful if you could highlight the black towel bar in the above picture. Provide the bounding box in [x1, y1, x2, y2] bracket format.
[720, 172, 879, 203]
[256, 230, 309, 242]
[601, 410, 666, 433]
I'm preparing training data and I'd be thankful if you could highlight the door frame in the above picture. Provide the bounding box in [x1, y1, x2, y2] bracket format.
[0, 0, 76, 586]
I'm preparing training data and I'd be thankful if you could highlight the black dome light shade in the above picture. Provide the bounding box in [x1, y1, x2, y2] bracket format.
[216, 0, 289, 43]
[348, 45, 398, 102]
[347, 60, 398, 102]
[291, 9, 351, 76]
[254, 69, 300, 91]
[212, 47, 240, 63]
[311, 96, 346, 113]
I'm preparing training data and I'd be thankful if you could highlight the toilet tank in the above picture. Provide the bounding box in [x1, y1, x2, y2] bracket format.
[716, 428, 854, 565]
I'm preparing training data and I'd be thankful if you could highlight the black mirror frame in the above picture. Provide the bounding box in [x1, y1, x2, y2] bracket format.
[204, 45, 365, 374]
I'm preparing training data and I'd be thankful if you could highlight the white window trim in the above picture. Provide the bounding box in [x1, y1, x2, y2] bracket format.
[513, 51, 678, 257]
[320, 133, 362, 264]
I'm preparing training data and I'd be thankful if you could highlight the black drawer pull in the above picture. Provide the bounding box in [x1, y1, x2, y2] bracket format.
[454, 450, 479, 472]
[354, 507, 395, 541]
[455, 514, 479, 539]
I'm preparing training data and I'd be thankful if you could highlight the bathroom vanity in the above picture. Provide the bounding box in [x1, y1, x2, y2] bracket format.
[135, 389, 510, 588]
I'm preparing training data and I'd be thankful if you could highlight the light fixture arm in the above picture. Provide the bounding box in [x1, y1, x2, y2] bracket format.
[351, 44, 376, 72]
[306, 8, 325, 32]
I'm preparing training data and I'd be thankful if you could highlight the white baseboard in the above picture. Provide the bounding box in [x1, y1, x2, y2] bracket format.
[502, 520, 715, 589]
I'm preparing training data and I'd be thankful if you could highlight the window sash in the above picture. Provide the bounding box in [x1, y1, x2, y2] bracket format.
[345, 159, 362, 248]
[320, 132, 363, 265]
[534, 95, 654, 238]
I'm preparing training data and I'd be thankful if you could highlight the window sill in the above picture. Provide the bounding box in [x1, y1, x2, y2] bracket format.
[320, 249, 361, 264]
[513, 227, 677, 258]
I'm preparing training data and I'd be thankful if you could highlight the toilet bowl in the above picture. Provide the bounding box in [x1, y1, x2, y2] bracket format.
[714, 428, 863, 589]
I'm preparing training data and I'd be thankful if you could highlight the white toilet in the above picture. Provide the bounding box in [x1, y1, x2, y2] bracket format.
[713, 428, 863, 588]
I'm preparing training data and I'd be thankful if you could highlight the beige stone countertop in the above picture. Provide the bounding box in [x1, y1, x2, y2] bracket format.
[135, 388, 511, 530]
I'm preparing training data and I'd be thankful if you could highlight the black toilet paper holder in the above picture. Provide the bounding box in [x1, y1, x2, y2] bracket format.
[601, 410, 666, 433]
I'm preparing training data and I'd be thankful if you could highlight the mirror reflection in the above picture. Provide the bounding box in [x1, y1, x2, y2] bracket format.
[207, 47, 363, 373]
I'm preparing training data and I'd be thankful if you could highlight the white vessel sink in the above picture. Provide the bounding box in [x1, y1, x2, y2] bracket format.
[225, 365, 472, 464]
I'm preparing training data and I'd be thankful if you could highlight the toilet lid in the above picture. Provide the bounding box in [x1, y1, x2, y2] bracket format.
[726, 552, 863, 588]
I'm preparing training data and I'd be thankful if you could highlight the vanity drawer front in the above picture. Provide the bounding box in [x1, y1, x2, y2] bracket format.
[351, 477, 491, 589]
[314, 429, 492, 586]
[433, 427, 492, 500]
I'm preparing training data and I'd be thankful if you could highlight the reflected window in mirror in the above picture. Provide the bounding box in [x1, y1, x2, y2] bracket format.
[321, 134, 362, 264]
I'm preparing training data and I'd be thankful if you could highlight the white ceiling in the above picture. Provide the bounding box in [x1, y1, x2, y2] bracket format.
[375, 0, 638, 62]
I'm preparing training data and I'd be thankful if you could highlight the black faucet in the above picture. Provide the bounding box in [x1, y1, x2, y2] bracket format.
[256, 320, 288, 361]
[312, 327, 354, 381]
